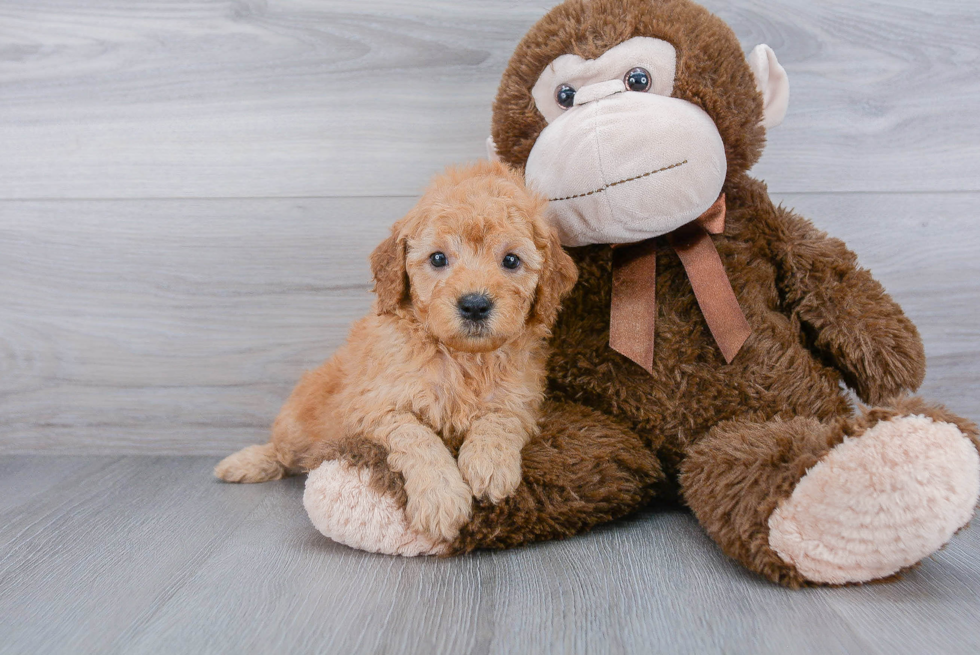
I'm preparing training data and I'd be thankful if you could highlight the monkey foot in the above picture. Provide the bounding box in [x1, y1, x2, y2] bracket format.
[304, 460, 448, 557]
[768, 415, 980, 584]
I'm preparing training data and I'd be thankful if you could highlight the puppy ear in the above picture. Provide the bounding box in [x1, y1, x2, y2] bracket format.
[370, 226, 409, 315]
[530, 225, 578, 329]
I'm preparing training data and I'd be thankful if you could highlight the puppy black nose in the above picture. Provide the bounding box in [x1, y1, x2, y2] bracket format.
[458, 293, 493, 321]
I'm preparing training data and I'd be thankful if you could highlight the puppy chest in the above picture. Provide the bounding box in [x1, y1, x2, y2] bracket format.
[414, 380, 487, 451]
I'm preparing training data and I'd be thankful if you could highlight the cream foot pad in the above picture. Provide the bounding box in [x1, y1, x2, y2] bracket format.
[768, 415, 980, 584]
[304, 461, 447, 557]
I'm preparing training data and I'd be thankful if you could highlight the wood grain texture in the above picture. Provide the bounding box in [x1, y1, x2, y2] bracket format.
[0, 456, 977, 655]
[2, 2, 978, 652]
[2, 192, 977, 454]
[1, 0, 978, 199]
[0, 196, 405, 453]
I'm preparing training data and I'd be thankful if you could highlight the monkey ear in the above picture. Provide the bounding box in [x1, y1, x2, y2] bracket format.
[530, 225, 578, 329]
[748, 44, 789, 129]
[369, 227, 409, 315]
[486, 136, 501, 163]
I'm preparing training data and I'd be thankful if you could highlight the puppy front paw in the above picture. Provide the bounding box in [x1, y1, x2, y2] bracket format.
[405, 473, 473, 542]
[457, 440, 522, 504]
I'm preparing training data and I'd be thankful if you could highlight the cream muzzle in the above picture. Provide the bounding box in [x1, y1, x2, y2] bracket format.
[525, 89, 728, 248]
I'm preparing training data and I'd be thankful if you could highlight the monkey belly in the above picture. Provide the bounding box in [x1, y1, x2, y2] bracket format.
[546, 239, 852, 487]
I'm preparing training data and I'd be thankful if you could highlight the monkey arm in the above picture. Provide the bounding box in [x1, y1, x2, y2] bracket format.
[765, 205, 926, 404]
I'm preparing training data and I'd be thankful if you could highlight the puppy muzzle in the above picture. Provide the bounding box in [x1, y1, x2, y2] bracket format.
[457, 292, 494, 329]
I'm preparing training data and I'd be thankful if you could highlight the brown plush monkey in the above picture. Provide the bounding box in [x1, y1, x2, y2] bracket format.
[303, 0, 980, 587]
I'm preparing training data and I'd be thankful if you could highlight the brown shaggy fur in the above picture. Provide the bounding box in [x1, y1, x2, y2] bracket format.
[300, 0, 978, 586]
[318, 401, 666, 553]
[451, 401, 665, 553]
[681, 397, 980, 588]
[491, 0, 766, 186]
[215, 161, 577, 542]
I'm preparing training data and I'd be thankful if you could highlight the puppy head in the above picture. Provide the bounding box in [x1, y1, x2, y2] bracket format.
[370, 161, 577, 353]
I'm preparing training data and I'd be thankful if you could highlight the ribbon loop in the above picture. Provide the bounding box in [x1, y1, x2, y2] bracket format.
[608, 193, 750, 372]
[698, 193, 727, 234]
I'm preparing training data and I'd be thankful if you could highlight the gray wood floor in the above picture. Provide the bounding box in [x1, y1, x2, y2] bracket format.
[1, 456, 978, 655]
[2, 1, 979, 653]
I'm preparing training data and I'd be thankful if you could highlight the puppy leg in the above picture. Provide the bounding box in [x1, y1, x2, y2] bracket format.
[214, 443, 286, 483]
[378, 413, 473, 541]
[216, 361, 343, 483]
[458, 413, 530, 503]
[214, 411, 309, 483]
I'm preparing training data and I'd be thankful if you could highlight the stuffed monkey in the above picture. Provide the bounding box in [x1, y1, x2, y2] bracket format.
[303, 0, 979, 587]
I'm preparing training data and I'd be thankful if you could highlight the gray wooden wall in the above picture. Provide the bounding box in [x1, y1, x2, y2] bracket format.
[2, 0, 978, 454]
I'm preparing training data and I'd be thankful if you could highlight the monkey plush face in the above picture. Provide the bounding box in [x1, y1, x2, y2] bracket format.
[490, 0, 789, 247]
[526, 36, 728, 246]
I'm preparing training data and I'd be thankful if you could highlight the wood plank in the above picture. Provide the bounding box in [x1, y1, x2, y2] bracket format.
[0, 196, 409, 453]
[1, 457, 977, 654]
[0, 456, 117, 516]
[118, 478, 493, 654]
[0, 457, 274, 654]
[477, 511, 871, 655]
[1, 0, 977, 199]
[121, 505, 863, 655]
[724, 0, 980, 194]
[825, 539, 980, 654]
[1, 192, 977, 454]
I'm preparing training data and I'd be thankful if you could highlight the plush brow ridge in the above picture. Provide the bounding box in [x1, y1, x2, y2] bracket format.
[548, 160, 688, 202]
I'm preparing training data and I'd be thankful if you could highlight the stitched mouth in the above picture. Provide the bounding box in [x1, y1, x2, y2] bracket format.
[548, 160, 688, 202]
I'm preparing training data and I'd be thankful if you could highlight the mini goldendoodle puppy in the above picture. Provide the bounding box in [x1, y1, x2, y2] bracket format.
[215, 161, 577, 541]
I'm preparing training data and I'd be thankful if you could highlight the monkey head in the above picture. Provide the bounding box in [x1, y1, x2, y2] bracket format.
[489, 0, 789, 247]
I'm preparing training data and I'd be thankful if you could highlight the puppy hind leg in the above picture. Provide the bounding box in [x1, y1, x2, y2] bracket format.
[214, 443, 287, 483]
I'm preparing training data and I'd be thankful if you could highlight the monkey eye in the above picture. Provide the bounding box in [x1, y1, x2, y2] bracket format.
[429, 252, 448, 268]
[555, 84, 576, 109]
[624, 67, 652, 92]
[502, 253, 521, 270]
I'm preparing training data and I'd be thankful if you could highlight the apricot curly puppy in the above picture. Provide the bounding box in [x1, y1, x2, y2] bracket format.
[215, 161, 577, 541]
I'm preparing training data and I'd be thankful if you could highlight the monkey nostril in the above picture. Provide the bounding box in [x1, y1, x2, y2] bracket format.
[457, 293, 494, 322]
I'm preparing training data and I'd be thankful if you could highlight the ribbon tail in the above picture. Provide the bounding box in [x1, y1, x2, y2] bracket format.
[668, 225, 751, 364]
[609, 239, 659, 374]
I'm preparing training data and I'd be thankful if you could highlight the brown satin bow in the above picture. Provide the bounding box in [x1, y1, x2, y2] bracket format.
[609, 193, 751, 373]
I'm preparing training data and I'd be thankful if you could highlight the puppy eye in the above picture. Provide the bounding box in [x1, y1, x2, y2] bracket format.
[502, 253, 521, 270]
[429, 252, 448, 268]
[624, 67, 651, 92]
[555, 84, 576, 109]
